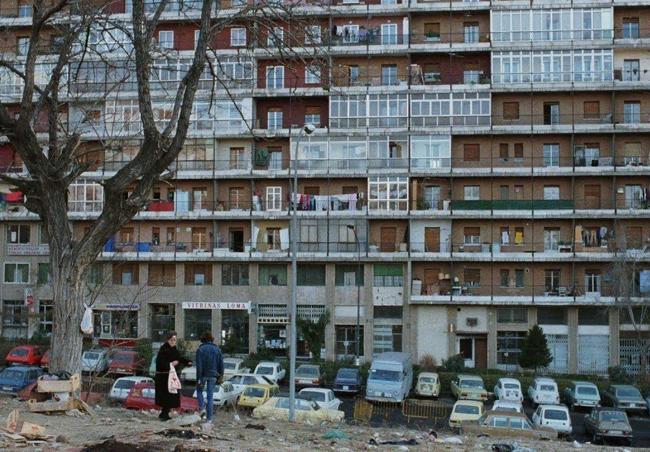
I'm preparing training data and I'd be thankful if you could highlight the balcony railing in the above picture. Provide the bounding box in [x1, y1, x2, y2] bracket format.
[492, 112, 650, 127]
[412, 282, 618, 300]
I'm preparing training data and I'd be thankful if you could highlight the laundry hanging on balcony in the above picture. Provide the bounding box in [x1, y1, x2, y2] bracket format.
[4, 191, 24, 203]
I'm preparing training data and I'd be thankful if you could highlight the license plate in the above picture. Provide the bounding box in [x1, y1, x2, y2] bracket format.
[343, 386, 349, 391]
[2, 386, 11, 392]
[117, 368, 126, 372]
[609, 430, 623, 435]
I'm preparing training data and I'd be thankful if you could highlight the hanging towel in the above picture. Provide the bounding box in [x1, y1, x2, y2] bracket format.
[501, 231, 509, 245]
[514, 231, 523, 245]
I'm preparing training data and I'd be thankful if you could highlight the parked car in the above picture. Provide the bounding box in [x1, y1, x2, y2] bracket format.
[294, 364, 321, 387]
[238, 384, 280, 409]
[223, 358, 250, 380]
[528, 377, 560, 406]
[602, 385, 646, 413]
[228, 373, 278, 393]
[334, 368, 362, 394]
[365, 352, 413, 403]
[40, 350, 51, 371]
[180, 365, 197, 383]
[124, 383, 198, 413]
[584, 407, 633, 445]
[5, 346, 44, 366]
[0, 366, 43, 395]
[109, 376, 154, 401]
[192, 381, 242, 408]
[415, 372, 441, 398]
[108, 350, 145, 376]
[563, 381, 601, 409]
[451, 374, 489, 401]
[492, 400, 523, 413]
[81, 349, 109, 374]
[494, 378, 523, 402]
[449, 400, 483, 429]
[298, 388, 342, 410]
[461, 411, 557, 440]
[253, 396, 344, 423]
[532, 404, 572, 436]
[253, 362, 286, 384]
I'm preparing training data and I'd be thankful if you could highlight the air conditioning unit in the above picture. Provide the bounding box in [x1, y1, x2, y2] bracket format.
[466, 317, 478, 327]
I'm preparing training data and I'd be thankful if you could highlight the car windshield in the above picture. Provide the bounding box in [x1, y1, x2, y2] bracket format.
[545, 409, 568, 420]
[276, 398, 313, 410]
[245, 387, 266, 398]
[504, 383, 519, 389]
[577, 386, 597, 395]
[454, 404, 479, 415]
[420, 377, 435, 383]
[338, 369, 357, 379]
[600, 411, 628, 422]
[494, 404, 519, 412]
[84, 352, 99, 360]
[540, 384, 556, 392]
[460, 379, 483, 388]
[369, 369, 401, 381]
[300, 391, 325, 402]
[0, 370, 24, 380]
[115, 380, 135, 389]
[297, 367, 319, 377]
[616, 387, 641, 398]
[113, 353, 133, 363]
[256, 367, 274, 375]
[224, 362, 236, 370]
[11, 349, 28, 356]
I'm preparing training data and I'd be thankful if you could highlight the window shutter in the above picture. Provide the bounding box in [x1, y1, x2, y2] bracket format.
[514, 143, 524, 158]
[464, 268, 481, 284]
[463, 144, 480, 162]
[503, 102, 519, 120]
[584, 101, 600, 119]
[163, 264, 176, 287]
[499, 143, 508, 159]
[373, 264, 403, 277]
[149, 264, 163, 286]
[464, 227, 480, 237]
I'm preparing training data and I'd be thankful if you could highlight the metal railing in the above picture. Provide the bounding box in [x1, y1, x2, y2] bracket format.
[412, 282, 619, 299]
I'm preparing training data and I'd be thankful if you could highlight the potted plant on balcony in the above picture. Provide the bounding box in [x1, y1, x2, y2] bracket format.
[425, 31, 440, 42]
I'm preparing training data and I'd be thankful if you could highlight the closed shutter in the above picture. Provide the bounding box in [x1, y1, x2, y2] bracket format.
[626, 226, 643, 249]
[584, 101, 600, 119]
[464, 268, 481, 285]
[463, 144, 480, 162]
[148, 264, 163, 286]
[503, 102, 519, 120]
[162, 264, 176, 287]
[546, 334, 568, 373]
[499, 143, 509, 159]
[578, 334, 609, 374]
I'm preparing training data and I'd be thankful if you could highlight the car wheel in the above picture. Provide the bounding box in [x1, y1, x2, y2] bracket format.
[591, 433, 599, 445]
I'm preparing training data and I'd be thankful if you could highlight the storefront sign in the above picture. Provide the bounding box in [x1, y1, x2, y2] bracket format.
[103, 304, 140, 310]
[182, 302, 251, 310]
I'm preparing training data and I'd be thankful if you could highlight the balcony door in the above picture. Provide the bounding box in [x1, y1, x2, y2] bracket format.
[380, 227, 396, 252]
[584, 184, 601, 209]
[423, 185, 441, 210]
[424, 227, 440, 252]
[423, 267, 439, 295]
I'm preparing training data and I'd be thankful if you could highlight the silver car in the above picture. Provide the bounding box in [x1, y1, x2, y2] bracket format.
[602, 385, 646, 413]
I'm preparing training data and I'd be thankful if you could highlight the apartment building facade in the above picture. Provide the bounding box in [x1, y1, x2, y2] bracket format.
[0, 0, 649, 374]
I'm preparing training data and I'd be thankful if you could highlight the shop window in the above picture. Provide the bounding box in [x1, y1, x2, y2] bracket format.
[538, 306, 567, 324]
[335, 325, 364, 358]
[151, 304, 175, 343]
[373, 325, 402, 355]
[93, 310, 138, 339]
[2, 300, 27, 339]
[221, 310, 249, 353]
[184, 309, 212, 341]
[578, 306, 609, 325]
[258, 323, 287, 352]
[259, 264, 287, 286]
[497, 331, 526, 365]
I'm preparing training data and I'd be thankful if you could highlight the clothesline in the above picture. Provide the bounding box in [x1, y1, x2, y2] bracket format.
[291, 193, 361, 211]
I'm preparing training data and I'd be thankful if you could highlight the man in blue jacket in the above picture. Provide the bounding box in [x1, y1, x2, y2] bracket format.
[195, 331, 224, 422]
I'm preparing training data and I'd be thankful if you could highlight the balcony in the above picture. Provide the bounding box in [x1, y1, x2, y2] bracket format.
[492, 112, 650, 133]
[409, 32, 490, 52]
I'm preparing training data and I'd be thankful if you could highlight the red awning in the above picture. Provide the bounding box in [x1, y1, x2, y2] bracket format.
[5, 191, 24, 203]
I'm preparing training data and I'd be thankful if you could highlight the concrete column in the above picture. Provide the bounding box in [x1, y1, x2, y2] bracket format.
[487, 307, 497, 368]
[363, 263, 373, 362]
[325, 264, 336, 361]
[404, 260, 412, 358]
[609, 308, 620, 367]
[212, 309, 222, 346]
[175, 301, 184, 338]
[567, 307, 579, 374]
[448, 306, 458, 358]
[248, 263, 260, 353]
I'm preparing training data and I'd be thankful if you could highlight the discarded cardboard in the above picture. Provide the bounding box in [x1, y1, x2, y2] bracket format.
[5, 409, 47, 439]
[36, 374, 81, 393]
[28, 397, 94, 415]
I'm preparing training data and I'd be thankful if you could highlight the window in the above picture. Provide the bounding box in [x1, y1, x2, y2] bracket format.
[185, 263, 211, 285]
[267, 109, 283, 129]
[381, 65, 398, 85]
[266, 228, 281, 250]
[543, 144, 560, 167]
[503, 102, 519, 120]
[267, 27, 284, 47]
[373, 264, 403, 287]
[305, 25, 321, 44]
[513, 226, 524, 245]
[500, 269, 510, 287]
[464, 227, 481, 245]
[544, 102, 560, 125]
[464, 22, 479, 43]
[37, 263, 50, 284]
[584, 269, 602, 294]
[368, 176, 408, 211]
[464, 185, 480, 201]
[158, 31, 174, 49]
[463, 70, 480, 84]
[544, 269, 560, 294]
[297, 265, 326, 286]
[515, 269, 524, 288]
[266, 66, 284, 89]
[265, 186, 282, 211]
[381, 23, 398, 45]
[112, 263, 139, 285]
[4, 263, 29, 283]
[147, 264, 176, 287]
[304, 106, 321, 127]
[222, 264, 249, 286]
[184, 309, 211, 341]
[538, 307, 567, 324]
[373, 325, 402, 354]
[578, 306, 608, 325]
[584, 101, 600, 120]
[305, 65, 321, 85]
[463, 144, 480, 162]
[88, 264, 103, 286]
[335, 264, 364, 286]
[544, 228, 560, 251]
[18, 4, 32, 17]
[336, 325, 364, 358]
[497, 307, 528, 323]
[259, 264, 287, 286]
[497, 331, 526, 365]
[194, 29, 200, 49]
[499, 185, 509, 200]
[625, 184, 644, 208]
[514, 143, 523, 159]
[424, 22, 441, 41]
[231, 28, 246, 47]
[464, 268, 480, 287]
[624, 101, 641, 123]
[38, 300, 53, 335]
[68, 179, 104, 212]
[543, 186, 560, 200]
[623, 17, 640, 39]
[7, 224, 30, 244]
[499, 143, 509, 160]
[17, 37, 29, 56]
[3, 300, 27, 333]
[623, 60, 640, 82]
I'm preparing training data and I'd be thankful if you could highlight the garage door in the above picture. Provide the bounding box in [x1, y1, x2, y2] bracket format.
[578, 335, 609, 374]
[546, 334, 568, 373]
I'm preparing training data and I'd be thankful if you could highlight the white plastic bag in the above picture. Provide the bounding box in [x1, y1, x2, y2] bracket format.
[80, 304, 93, 335]
[168, 364, 181, 394]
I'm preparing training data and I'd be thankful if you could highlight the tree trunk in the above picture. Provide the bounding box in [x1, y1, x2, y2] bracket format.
[49, 253, 87, 374]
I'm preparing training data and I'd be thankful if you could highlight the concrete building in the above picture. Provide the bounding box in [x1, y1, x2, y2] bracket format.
[0, 0, 649, 374]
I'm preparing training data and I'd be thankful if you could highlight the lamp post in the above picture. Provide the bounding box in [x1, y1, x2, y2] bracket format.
[347, 224, 362, 366]
[289, 123, 315, 422]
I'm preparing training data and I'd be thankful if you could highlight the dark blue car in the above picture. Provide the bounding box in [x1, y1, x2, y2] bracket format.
[334, 367, 362, 394]
[0, 366, 43, 395]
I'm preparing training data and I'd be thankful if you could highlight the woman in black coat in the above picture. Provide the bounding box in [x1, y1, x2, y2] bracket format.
[155, 331, 191, 420]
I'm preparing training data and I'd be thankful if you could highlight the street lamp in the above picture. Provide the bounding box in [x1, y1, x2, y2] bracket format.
[347, 224, 362, 366]
[289, 123, 315, 422]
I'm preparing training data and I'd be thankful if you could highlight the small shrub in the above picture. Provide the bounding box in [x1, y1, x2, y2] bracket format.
[442, 354, 466, 373]
[242, 347, 276, 371]
[418, 354, 437, 371]
[136, 338, 153, 368]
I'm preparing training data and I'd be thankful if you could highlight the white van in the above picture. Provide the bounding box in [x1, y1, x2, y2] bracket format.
[532, 404, 572, 436]
[365, 352, 413, 403]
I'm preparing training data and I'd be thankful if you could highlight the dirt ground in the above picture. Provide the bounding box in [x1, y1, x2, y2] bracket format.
[0, 396, 638, 451]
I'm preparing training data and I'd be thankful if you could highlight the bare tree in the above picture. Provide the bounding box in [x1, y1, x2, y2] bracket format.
[0, 0, 325, 373]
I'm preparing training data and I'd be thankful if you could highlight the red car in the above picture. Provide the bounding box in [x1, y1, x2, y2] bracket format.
[123, 383, 198, 413]
[5, 346, 44, 366]
[108, 350, 145, 375]
[40, 350, 51, 370]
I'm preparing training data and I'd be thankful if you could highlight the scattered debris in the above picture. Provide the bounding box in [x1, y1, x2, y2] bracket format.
[322, 429, 348, 440]
[5, 409, 48, 440]
[571, 440, 582, 448]
[55, 434, 69, 443]
[368, 438, 418, 446]
[245, 423, 266, 431]
[492, 444, 513, 452]
[174, 414, 201, 426]
[157, 429, 207, 440]
[81, 438, 161, 452]
[441, 436, 463, 445]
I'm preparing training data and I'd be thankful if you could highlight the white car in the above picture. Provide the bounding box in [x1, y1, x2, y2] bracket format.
[191, 382, 243, 407]
[81, 349, 109, 374]
[492, 399, 523, 413]
[228, 373, 277, 393]
[528, 377, 560, 406]
[298, 388, 341, 410]
[180, 366, 197, 382]
[494, 377, 523, 402]
[254, 362, 286, 384]
[109, 376, 154, 401]
[532, 404, 572, 436]
[183, 357, 251, 382]
[253, 397, 344, 423]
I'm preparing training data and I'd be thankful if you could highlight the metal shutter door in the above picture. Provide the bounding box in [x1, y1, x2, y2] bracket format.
[578, 334, 609, 374]
[547, 334, 568, 373]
